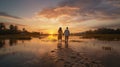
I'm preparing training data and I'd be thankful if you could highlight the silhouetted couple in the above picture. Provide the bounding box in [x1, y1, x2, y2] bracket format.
[58, 27, 70, 41]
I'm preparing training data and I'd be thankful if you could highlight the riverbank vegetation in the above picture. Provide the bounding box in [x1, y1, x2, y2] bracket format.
[79, 28, 120, 41]
[0, 23, 42, 39]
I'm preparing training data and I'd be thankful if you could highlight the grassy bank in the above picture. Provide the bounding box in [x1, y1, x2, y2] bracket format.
[81, 34, 120, 41]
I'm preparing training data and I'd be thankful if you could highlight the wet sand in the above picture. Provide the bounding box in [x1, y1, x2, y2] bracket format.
[47, 41, 104, 67]
[0, 43, 104, 67]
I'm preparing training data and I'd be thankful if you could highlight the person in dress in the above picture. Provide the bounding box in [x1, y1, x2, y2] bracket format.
[58, 27, 63, 41]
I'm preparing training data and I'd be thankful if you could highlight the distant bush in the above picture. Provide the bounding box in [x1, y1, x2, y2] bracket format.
[83, 28, 120, 34]
[0, 23, 40, 35]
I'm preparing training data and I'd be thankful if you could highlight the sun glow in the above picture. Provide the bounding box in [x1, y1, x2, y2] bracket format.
[48, 30, 56, 34]
[49, 31, 54, 34]
[47, 35, 57, 40]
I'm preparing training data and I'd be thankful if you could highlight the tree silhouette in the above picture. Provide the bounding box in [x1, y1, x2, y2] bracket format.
[0, 23, 6, 30]
[9, 24, 14, 31]
[83, 28, 120, 34]
[14, 25, 18, 31]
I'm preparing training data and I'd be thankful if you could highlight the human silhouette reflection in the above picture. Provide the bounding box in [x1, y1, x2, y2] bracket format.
[57, 40, 69, 49]
[65, 41, 68, 48]
[57, 41, 62, 49]
[0, 39, 5, 48]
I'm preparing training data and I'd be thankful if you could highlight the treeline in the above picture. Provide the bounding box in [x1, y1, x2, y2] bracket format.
[83, 28, 120, 34]
[0, 23, 40, 35]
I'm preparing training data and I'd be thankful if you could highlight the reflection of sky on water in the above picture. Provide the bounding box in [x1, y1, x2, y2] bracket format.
[0, 35, 120, 67]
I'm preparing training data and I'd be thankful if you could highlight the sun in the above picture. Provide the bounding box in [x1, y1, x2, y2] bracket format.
[48, 30, 55, 34]
[50, 31, 54, 34]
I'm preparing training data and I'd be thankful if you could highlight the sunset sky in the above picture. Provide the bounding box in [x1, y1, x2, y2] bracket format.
[0, 0, 120, 34]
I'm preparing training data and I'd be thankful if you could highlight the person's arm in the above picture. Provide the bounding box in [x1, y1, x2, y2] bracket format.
[68, 30, 70, 35]
[63, 30, 65, 35]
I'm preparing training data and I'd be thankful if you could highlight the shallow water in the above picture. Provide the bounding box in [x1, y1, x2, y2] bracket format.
[0, 35, 120, 67]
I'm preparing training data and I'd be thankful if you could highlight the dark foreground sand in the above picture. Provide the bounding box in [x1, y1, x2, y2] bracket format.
[47, 47, 105, 67]
[0, 40, 105, 67]
[0, 48, 105, 67]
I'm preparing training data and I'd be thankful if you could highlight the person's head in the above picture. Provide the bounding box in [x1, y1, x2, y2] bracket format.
[59, 27, 62, 31]
[66, 27, 68, 30]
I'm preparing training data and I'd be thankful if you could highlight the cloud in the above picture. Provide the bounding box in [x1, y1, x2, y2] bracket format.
[37, 6, 79, 18]
[0, 22, 25, 26]
[37, 0, 120, 21]
[0, 12, 22, 19]
[91, 22, 120, 29]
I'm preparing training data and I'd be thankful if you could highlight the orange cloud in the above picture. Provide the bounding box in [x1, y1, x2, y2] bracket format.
[37, 6, 79, 18]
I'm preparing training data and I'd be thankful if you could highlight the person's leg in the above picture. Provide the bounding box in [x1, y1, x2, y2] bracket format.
[65, 36, 68, 41]
[58, 35, 60, 40]
[66, 36, 69, 41]
[67, 36, 69, 41]
[60, 36, 62, 41]
[58, 35, 62, 41]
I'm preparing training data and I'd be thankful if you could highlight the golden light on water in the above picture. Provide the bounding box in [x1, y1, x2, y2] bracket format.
[47, 35, 57, 40]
